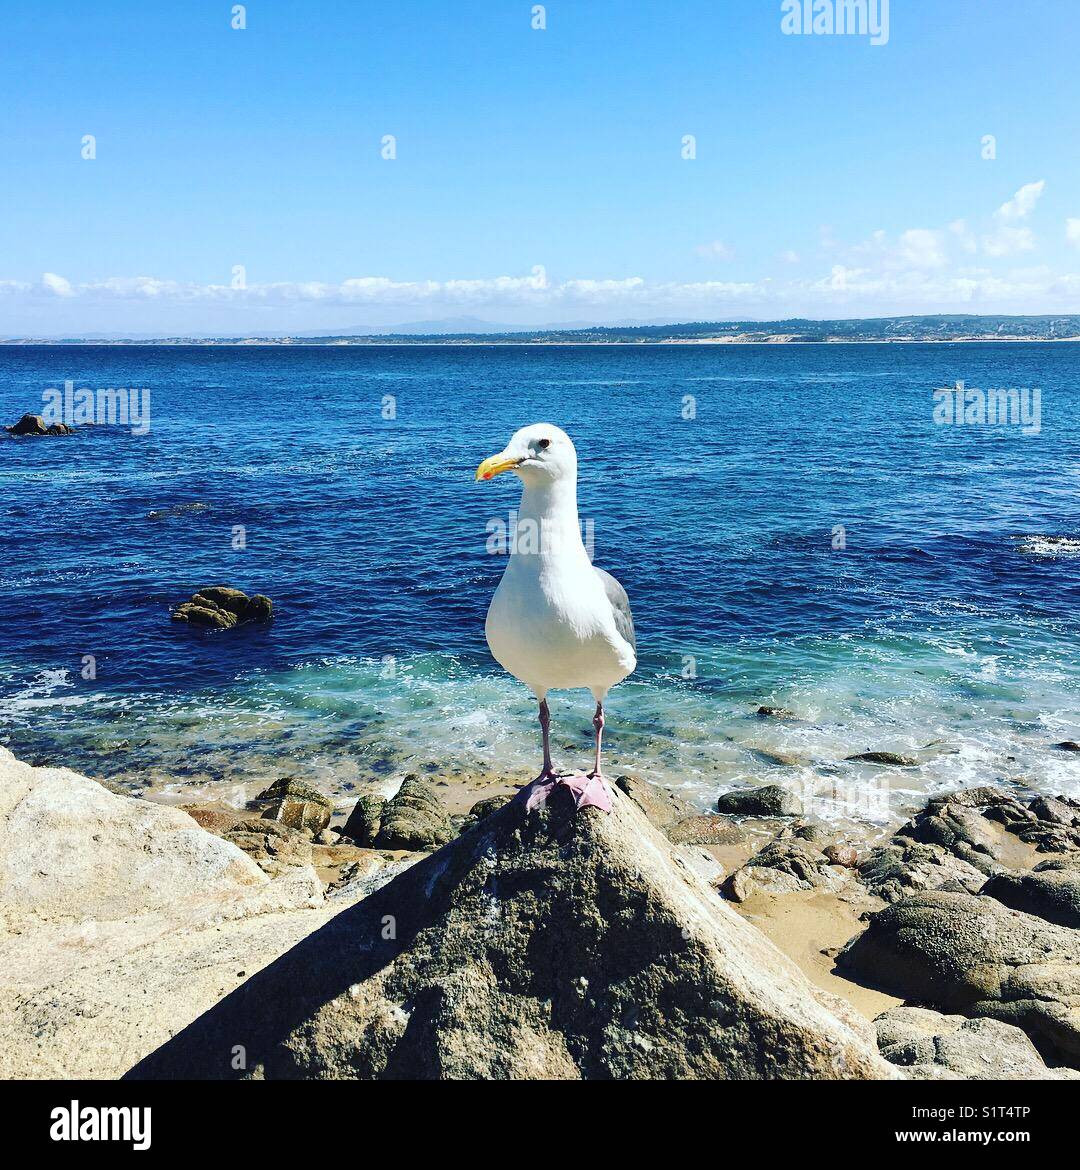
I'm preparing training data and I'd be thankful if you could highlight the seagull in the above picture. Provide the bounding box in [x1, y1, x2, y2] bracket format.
[475, 424, 636, 813]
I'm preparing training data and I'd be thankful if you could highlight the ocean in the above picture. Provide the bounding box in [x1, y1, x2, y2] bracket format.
[1, 342, 1078, 830]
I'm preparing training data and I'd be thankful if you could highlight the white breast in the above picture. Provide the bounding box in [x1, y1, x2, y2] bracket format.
[485, 547, 636, 699]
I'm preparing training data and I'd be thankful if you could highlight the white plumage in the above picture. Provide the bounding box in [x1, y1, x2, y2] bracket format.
[475, 424, 636, 808]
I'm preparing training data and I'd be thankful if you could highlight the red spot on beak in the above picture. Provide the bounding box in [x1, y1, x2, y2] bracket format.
[483, 472, 493, 480]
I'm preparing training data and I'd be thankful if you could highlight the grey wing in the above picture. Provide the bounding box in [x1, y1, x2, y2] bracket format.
[595, 567, 636, 652]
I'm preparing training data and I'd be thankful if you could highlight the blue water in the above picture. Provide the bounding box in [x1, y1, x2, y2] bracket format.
[2, 343, 1078, 826]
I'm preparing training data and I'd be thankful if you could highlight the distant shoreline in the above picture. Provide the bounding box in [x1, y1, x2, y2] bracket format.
[5, 337, 1080, 348]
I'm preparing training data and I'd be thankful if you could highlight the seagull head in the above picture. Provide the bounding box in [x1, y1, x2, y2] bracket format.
[475, 424, 577, 487]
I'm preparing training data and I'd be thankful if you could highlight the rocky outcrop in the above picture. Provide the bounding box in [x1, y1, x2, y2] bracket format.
[858, 839, 989, 903]
[0, 747, 329, 1079]
[171, 586, 274, 630]
[838, 890, 1080, 1064]
[341, 794, 385, 846]
[6, 413, 75, 436]
[982, 856, 1080, 928]
[875, 1007, 1079, 1080]
[982, 792, 1080, 853]
[373, 774, 454, 851]
[128, 783, 894, 1080]
[221, 817, 315, 878]
[612, 773, 695, 827]
[253, 778, 333, 837]
[857, 788, 1025, 903]
[716, 783, 803, 818]
[723, 831, 851, 902]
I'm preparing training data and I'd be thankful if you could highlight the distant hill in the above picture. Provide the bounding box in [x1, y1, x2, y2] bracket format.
[5, 315, 1080, 345]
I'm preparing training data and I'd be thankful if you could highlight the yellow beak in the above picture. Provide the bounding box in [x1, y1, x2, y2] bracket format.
[475, 453, 520, 482]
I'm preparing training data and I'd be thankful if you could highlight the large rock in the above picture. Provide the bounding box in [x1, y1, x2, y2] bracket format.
[723, 836, 850, 902]
[253, 778, 333, 837]
[716, 783, 803, 818]
[856, 790, 1017, 903]
[838, 890, 1080, 1064]
[341, 794, 386, 846]
[985, 792, 1080, 854]
[0, 747, 329, 1078]
[374, 774, 454, 851]
[222, 817, 315, 878]
[6, 413, 48, 436]
[171, 586, 274, 630]
[858, 839, 988, 903]
[127, 784, 895, 1080]
[612, 774, 695, 827]
[982, 856, 1080, 928]
[875, 1007, 1079, 1080]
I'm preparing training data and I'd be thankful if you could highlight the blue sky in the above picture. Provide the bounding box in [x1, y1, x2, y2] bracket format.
[2, 0, 1079, 334]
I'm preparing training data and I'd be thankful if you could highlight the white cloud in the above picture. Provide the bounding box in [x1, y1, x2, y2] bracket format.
[896, 228, 947, 269]
[981, 225, 1035, 257]
[694, 240, 735, 261]
[6, 183, 1079, 326]
[995, 180, 1045, 222]
[42, 272, 74, 297]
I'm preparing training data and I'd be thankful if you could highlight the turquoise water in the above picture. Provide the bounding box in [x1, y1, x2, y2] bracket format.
[1, 343, 1078, 826]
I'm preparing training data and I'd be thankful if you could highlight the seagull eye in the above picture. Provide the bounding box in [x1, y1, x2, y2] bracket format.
[537, 438, 551, 450]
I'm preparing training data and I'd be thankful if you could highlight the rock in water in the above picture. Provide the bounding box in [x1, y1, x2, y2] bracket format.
[845, 751, 918, 767]
[127, 784, 894, 1080]
[838, 890, 1080, 1064]
[6, 414, 49, 436]
[716, 783, 803, 817]
[171, 586, 274, 629]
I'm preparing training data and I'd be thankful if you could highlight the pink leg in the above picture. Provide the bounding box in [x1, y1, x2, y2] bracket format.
[538, 698, 556, 781]
[519, 697, 613, 815]
[589, 702, 605, 779]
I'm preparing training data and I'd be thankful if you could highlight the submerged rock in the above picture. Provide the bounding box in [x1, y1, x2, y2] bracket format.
[716, 783, 803, 818]
[838, 890, 1080, 1065]
[171, 586, 274, 630]
[875, 1007, 1079, 1081]
[845, 751, 918, 767]
[253, 778, 333, 837]
[755, 706, 798, 720]
[374, 774, 454, 851]
[126, 782, 895, 1080]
